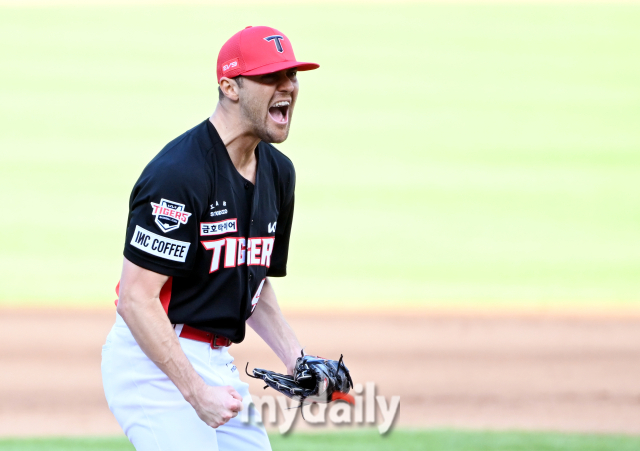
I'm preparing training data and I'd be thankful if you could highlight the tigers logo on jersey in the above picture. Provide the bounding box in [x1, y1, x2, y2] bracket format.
[150, 199, 192, 233]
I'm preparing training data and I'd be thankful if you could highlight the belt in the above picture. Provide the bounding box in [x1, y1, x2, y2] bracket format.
[177, 324, 232, 348]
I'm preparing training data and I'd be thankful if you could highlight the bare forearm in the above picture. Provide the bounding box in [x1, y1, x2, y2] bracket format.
[115, 258, 243, 428]
[246, 278, 302, 373]
[117, 287, 204, 404]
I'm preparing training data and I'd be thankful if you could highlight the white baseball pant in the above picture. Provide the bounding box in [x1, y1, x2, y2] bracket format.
[101, 313, 271, 451]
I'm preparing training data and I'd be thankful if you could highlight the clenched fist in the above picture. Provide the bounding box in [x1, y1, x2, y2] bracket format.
[191, 384, 243, 428]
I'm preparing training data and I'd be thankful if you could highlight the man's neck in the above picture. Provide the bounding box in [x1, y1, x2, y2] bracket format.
[210, 106, 260, 184]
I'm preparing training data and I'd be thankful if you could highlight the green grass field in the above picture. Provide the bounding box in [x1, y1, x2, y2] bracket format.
[2, 430, 640, 451]
[1, 3, 639, 308]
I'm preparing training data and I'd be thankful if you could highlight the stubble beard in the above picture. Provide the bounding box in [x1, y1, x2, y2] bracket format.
[239, 96, 291, 144]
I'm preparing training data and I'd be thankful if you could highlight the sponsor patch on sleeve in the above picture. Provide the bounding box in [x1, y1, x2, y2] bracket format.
[200, 219, 237, 236]
[130, 225, 191, 262]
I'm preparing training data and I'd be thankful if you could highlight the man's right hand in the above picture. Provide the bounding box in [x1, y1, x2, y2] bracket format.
[117, 259, 245, 430]
[191, 384, 244, 428]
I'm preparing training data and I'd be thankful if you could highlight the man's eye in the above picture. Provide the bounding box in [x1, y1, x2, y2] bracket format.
[289, 71, 298, 78]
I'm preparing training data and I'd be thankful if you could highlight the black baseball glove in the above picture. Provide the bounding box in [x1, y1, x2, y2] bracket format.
[246, 352, 354, 405]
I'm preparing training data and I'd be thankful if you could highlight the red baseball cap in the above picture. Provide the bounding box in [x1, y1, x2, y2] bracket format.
[216, 26, 319, 83]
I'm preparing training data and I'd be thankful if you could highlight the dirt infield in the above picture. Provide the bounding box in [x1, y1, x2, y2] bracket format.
[1, 308, 639, 436]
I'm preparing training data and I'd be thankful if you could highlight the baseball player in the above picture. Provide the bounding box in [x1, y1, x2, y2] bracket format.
[101, 26, 319, 450]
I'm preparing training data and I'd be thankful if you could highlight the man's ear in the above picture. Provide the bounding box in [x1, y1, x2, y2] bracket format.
[219, 78, 240, 102]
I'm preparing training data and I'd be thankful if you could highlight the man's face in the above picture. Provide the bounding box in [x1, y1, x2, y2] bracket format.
[237, 69, 299, 144]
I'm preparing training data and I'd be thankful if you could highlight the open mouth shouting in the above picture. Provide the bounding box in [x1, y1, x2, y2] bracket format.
[268, 100, 290, 125]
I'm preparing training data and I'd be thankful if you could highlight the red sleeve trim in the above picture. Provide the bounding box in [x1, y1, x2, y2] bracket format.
[113, 278, 172, 315]
[159, 277, 173, 314]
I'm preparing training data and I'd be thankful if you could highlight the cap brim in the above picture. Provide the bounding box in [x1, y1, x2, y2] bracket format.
[241, 61, 319, 77]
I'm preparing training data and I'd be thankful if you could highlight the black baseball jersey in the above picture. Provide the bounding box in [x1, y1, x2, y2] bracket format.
[121, 119, 295, 343]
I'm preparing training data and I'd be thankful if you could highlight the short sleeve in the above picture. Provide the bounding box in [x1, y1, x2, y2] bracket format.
[123, 164, 207, 277]
[267, 194, 295, 277]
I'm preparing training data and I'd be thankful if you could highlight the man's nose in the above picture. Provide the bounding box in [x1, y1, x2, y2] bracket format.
[277, 75, 295, 92]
